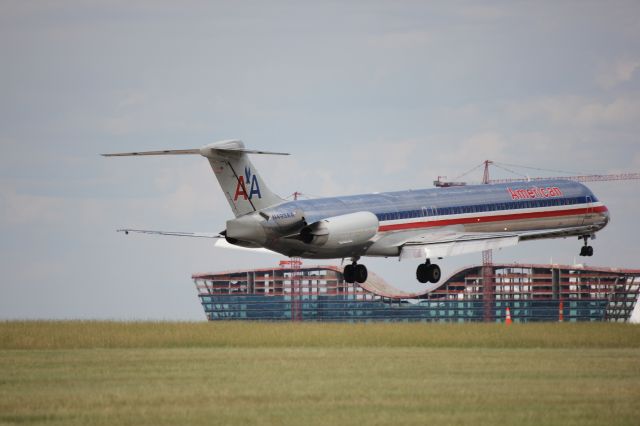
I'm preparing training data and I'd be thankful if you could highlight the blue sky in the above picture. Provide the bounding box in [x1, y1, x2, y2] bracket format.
[1, 1, 639, 320]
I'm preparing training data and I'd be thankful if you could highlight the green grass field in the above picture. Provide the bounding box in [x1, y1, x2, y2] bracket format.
[1, 322, 639, 426]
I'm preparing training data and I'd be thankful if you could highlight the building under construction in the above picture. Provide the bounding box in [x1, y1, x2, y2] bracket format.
[192, 261, 640, 322]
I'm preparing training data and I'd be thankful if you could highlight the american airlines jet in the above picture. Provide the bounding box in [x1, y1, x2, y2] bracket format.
[104, 140, 610, 284]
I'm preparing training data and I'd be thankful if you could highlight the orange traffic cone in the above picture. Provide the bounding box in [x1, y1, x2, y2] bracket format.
[505, 307, 512, 325]
[559, 300, 564, 322]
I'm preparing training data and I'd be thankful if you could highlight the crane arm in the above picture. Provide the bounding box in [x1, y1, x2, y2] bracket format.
[488, 173, 640, 184]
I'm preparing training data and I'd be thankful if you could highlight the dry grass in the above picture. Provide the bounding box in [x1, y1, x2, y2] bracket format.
[1, 321, 639, 350]
[1, 322, 639, 425]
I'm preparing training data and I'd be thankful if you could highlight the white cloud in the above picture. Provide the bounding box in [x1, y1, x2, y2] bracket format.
[597, 58, 640, 88]
[574, 97, 640, 126]
[507, 96, 640, 127]
[460, 132, 507, 160]
[352, 140, 418, 175]
[0, 183, 66, 225]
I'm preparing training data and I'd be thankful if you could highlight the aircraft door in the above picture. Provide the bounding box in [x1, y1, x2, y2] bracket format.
[583, 196, 593, 225]
[422, 206, 439, 219]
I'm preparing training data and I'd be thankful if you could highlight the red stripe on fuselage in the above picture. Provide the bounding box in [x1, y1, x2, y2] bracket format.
[378, 205, 608, 232]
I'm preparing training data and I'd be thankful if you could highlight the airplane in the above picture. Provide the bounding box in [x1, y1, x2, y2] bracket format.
[103, 139, 610, 284]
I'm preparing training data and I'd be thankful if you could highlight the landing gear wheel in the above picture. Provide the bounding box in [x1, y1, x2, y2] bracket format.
[428, 264, 441, 283]
[416, 263, 429, 284]
[355, 264, 368, 283]
[579, 235, 594, 257]
[580, 245, 594, 257]
[417, 262, 441, 284]
[343, 264, 355, 283]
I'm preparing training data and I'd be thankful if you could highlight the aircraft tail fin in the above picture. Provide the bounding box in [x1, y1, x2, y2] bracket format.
[200, 140, 287, 216]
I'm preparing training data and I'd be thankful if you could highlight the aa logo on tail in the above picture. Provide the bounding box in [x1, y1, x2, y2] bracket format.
[234, 167, 262, 201]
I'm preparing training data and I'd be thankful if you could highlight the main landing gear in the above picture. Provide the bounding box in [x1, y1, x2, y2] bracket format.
[343, 261, 368, 284]
[580, 235, 594, 257]
[417, 260, 441, 284]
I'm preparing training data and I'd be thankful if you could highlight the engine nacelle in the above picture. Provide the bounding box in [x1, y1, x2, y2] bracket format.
[226, 212, 267, 245]
[270, 208, 306, 232]
[300, 211, 379, 248]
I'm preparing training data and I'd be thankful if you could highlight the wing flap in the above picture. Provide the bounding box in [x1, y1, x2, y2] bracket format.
[517, 225, 598, 241]
[397, 224, 598, 261]
[400, 235, 519, 260]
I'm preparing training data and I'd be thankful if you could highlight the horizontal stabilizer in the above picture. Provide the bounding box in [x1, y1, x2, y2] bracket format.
[215, 148, 290, 156]
[117, 229, 223, 238]
[102, 149, 201, 157]
[102, 142, 289, 157]
[117, 228, 276, 253]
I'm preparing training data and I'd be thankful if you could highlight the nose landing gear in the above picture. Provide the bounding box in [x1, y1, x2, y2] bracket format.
[579, 235, 594, 257]
[417, 260, 441, 284]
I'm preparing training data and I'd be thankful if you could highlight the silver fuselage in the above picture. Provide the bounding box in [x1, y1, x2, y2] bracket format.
[231, 179, 609, 259]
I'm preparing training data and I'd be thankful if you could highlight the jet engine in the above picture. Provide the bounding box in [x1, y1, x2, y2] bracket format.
[226, 213, 267, 246]
[270, 208, 306, 232]
[299, 211, 379, 249]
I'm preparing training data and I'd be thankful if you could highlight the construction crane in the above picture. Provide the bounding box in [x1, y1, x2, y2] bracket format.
[435, 160, 640, 322]
[481, 161, 493, 322]
[488, 173, 640, 184]
[434, 163, 640, 187]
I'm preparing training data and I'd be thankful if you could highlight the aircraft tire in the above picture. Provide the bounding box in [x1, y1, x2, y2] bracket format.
[416, 264, 429, 284]
[586, 246, 594, 256]
[343, 264, 355, 283]
[428, 264, 441, 283]
[355, 264, 368, 283]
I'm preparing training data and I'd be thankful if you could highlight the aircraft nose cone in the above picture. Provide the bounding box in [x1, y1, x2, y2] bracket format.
[603, 207, 611, 225]
[226, 213, 267, 245]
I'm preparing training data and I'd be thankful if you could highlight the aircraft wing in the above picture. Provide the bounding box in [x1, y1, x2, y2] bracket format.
[116, 229, 277, 253]
[398, 225, 597, 260]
